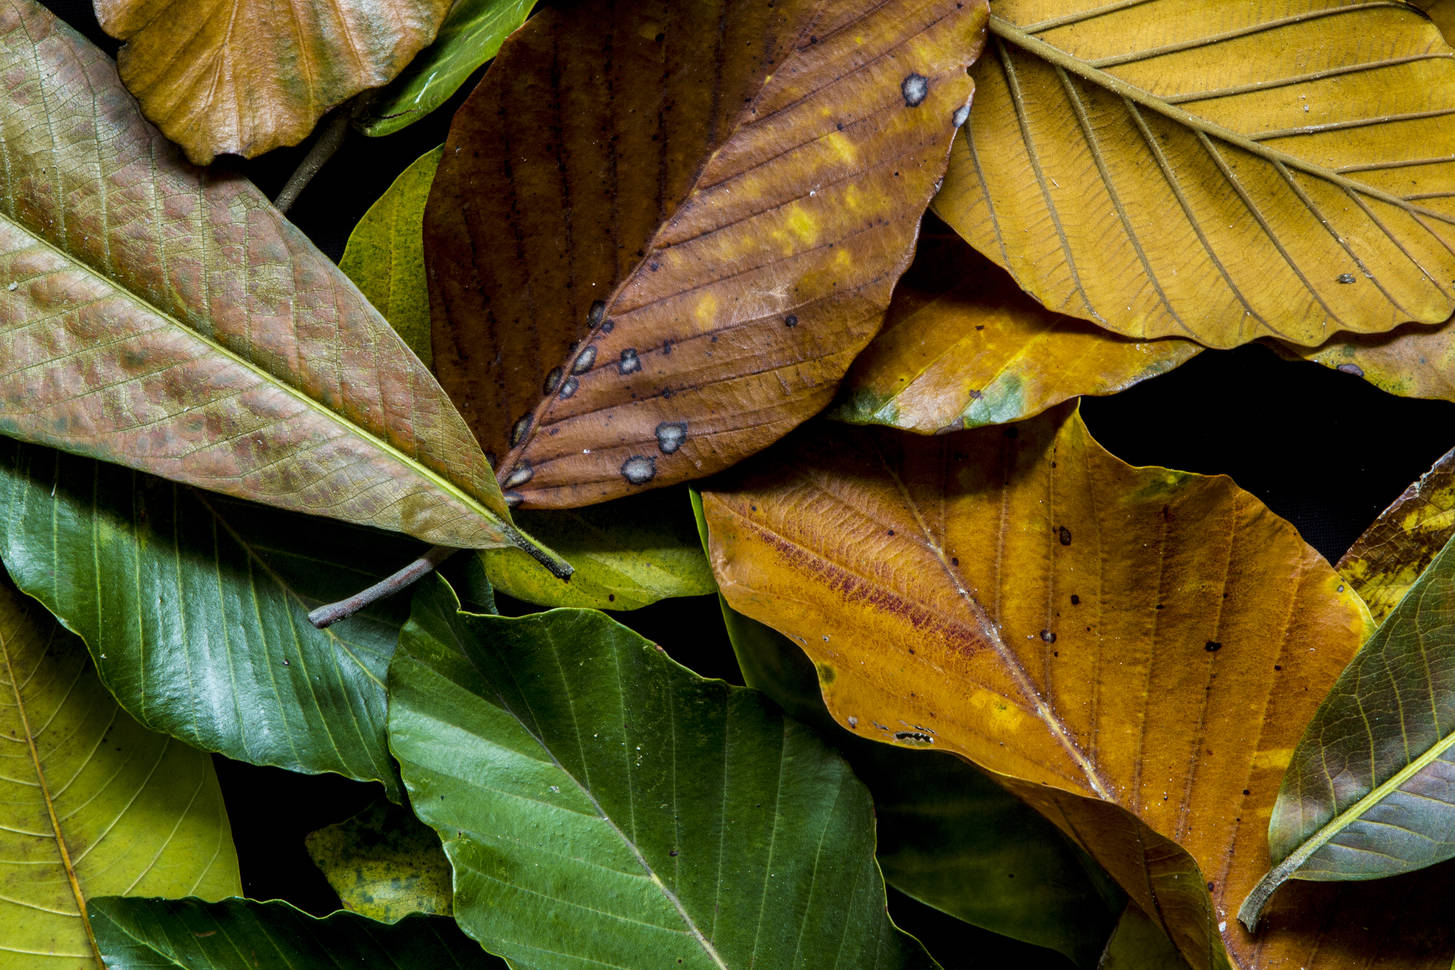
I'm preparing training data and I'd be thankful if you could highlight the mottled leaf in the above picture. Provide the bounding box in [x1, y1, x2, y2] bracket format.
[305, 801, 452, 923]
[388, 576, 935, 969]
[934, 2, 1455, 348]
[90, 897, 495, 969]
[95, 0, 451, 162]
[339, 146, 442, 366]
[0, 1, 554, 563]
[426, 0, 986, 507]
[1273, 321, 1455, 406]
[830, 236, 1199, 432]
[0, 578, 239, 968]
[356, 0, 538, 137]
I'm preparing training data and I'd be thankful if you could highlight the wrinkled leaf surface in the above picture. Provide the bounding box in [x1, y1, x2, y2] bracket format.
[426, 0, 986, 507]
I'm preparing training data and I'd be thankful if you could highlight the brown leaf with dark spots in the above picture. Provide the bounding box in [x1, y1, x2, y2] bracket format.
[425, 0, 987, 508]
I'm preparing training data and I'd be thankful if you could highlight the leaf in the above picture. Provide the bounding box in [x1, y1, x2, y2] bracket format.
[0, 437, 417, 797]
[0, 577, 239, 967]
[305, 801, 453, 923]
[339, 146, 442, 367]
[93, 0, 451, 163]
[933, 2, 1455, 348]
[1271, 321, 1455, 406]
[0, 1, 555, 564]
[698, 407, 1455, 969]
[829, 235, 1200, 433]
[1411, 1, 1455, 41]
[1098, 906, 1192, 970]
[388, 576, 936, 969]
[1336, 445, 1455, 624]
[425, 0, 987, 508]
[1239, 531, 1455, 926]
[483, 489, 715, 611]
[89, 897, 497, 969]
[356, 0, 539, 137]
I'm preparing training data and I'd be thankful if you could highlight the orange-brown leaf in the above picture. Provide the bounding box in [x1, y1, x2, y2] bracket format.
[700, 408, 1455, 969]
[425, 0, 987, 508]
[95, 0, 452, 163]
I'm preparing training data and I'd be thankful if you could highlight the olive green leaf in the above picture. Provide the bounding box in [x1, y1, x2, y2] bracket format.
[305, 801, 453, 922]
[1097, 906, 1192, 970]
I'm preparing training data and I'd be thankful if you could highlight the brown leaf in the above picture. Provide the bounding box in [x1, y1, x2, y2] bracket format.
[830, 235, 1200, 432]
[700, 408, 1455, 969]
[1271, 320, 1455, 404]
[425, 0, 987, 508]
[0, 1, 545, 558]
[94, 0, 452, 163]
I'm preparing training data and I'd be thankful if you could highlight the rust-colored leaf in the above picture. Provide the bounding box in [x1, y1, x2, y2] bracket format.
[425, 0, 987, 508]
[830, 235, 1200, 433]
[95, 0, 452, 163]
[1337, 445, 1455, 624]
[701, 408, 1455, 969]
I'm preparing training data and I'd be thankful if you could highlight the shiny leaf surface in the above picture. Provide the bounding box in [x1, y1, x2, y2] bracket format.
[94, 0, 452, 162]
[90, 898, 495, 969]
[339, 146, 442, 366]
[0, 438, 414, 796]
[0, 1, 548, 560]
[1241, 532, 1455, 925]
[304, 801, 453, 923]
[426, 0, 986, 507]
[0, 579, 239, 968]
[700, 408, 1455, 968]
[830, 237, 1199, 433]
[388, 576, 934, 969]
[356, 0, 538, 137]
[934, 2, 1455, 348]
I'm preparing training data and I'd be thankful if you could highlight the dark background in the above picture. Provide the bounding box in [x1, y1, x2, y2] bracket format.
[29, 0, 1455, 963]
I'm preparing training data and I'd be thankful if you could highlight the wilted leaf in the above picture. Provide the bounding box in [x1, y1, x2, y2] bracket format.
[339, 146, 442, 366]
[830, 236, 1200, 433]
[0, 1, 554, 563]
[356, 0, 538, 137]
[94, 0, 451, 162]
[305, 801, 453, 922]
[0, 578, 239, 966]
[90, 897, 496, 969]
[1273, 321, 1455, 406]
[700, 408, 1455, 968]
[1240, 532, 1455, 926]
[426, 0, 986, 508]
[483, 489, 715, 611]
[934, 2, 1455, 348]
[388, 576, 935, 969]
[0, 438, 416, 797]
[1336, 445, 1455, 623]
[1098, 906, 1192, 970]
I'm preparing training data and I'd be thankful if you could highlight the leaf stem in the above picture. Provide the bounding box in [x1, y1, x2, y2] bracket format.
[274, 107, 351, 214]
[309, 545, 458, 628]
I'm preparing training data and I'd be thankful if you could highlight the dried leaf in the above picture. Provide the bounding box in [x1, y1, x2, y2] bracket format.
[935, 2, 1455, 348]
[426, 0, 986, 507]
[95, 0, 452, 162]
[1272, 321, 1455, 405]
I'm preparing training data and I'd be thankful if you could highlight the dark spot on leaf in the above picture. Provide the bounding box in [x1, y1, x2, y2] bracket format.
[618, 348, 641, 374]
[1040, 629, 1056, 643]
[894, 731, 933, 744]
[1058, 526, 1072, 546]
[901, 73, 929, 107]
[588, 300, 606, 326]
[662, 339, 673, 355]
[602, 319, 615, 333]
[543, 367, 562, 394]
[1336, 273, 1356, 284]
[1205, 641, 1222, 652]
[503, 491, 523, 508]
[1070, 594, 1080, 605]
[784, 314, 798, 327]
[510, 413, 532, 446]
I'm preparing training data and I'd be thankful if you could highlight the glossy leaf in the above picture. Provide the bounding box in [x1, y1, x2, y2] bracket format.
[0, 578, 239, 967]
[1337, 445, 1455, 624]
[356, 0, 538, 137]
[426, 0, 987, 507]
[700, 408, 1455, 969]
[830, 236, 1200, 433]
[1240, 532, 1455, 925]
[483, 489, 715, 611]
[0, 438, 415, 797]
[934, 2, 1455, 349]
[94, 0, 451, 162]
[388, 576, 935, 969]
[89, 897, 496, 969]
[339, 146, 442, 366]
[1098, 906, 1192, 970]
[305, 801, 453, 922]
[0, 2, 552, 562]
[1273, 322, 1455, 406]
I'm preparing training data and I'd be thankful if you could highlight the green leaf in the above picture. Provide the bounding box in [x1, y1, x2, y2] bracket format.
[483, 490, 716, 611]
[388, 575, 935, 969]
[0, 438, 416, 796]
[339, 147, 442, 367]
[1097, 906, 1191, 970]
[0, 577, 239, 966]
[89, 897, 498, 969]
[357, 0, 539, 137]
[1240, 532, 1455, 928]
[305, 800, 453, 922]
[0, 1, 558, 565]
